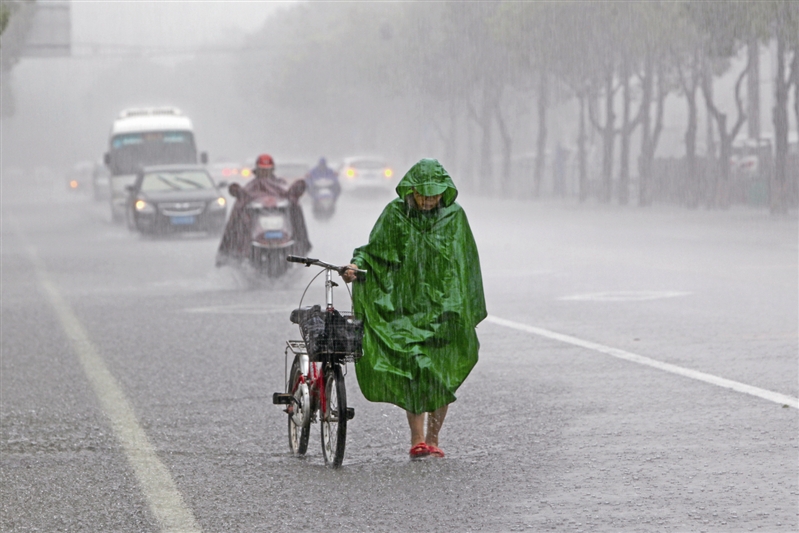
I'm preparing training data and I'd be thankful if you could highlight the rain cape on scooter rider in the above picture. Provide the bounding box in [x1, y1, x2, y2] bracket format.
[216, 162, 311, 265]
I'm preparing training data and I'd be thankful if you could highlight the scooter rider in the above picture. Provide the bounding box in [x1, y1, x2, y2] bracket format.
[216, 154, 312, 266]
[306, 157, 341, 197]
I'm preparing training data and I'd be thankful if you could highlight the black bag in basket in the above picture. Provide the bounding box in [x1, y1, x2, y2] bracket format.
[290, 305, 363, 359]
[325, 309, 364, 357]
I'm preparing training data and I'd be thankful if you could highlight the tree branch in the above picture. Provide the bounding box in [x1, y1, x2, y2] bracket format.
[652, 63, 667, 150]
[625, 55, 651, 135]
[494, 101, 511, 146]
[701, 66, 722, 124]
[729, 53, 750, 141]
[587, 94, 603, 132]
[675, 58, 689, 96]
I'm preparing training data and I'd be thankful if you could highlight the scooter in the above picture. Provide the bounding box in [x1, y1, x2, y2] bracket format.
[307, 176, 340, 221]
[246, 194, 295, 277]
[227, 182, 300, 278]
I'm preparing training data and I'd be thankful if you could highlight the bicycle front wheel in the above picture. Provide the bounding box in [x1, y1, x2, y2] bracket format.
[287, 356, 311, 456]
[321, 363, 347, 468]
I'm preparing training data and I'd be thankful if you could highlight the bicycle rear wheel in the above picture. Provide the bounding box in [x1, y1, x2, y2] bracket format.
[321, 363, 347, 468]
[287, 356, 311, 455]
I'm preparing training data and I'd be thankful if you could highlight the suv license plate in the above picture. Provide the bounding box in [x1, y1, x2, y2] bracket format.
[171, 216, 196, 225]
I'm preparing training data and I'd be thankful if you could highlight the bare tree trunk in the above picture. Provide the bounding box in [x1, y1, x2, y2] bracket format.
[638, 50, 656, 207]
[677, 52, 700, 208]
[684, 88, 699, 208]
[704, 68, 717, 206]
[444, 99, 458, 170]
[467, 107, 477, 192]
[618, 59, 632, 205]
[700, 64, 719, 207]
[534, 69, 548, 198]
[479, 81, 493, 195]
[578, 93, 588, 203]
[771, 32, 789, 215]
[494, 101, 512, 197]
[793, 45, 798, 209]
[717, 114, 731, 208]
[793, 44, 799, 140]
[702, 59, 749, 209]
[649, 65, 666, 204]
[601, 67, 615, 203]
[747, 37, 761, 141]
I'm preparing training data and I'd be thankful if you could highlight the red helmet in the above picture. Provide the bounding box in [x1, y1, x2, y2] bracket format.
[255, 154, 275, 169]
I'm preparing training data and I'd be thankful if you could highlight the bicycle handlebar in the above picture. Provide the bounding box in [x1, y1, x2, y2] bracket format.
[287, 255, 367, 278]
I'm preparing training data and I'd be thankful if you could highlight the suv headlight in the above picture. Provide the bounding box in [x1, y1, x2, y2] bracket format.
[135, 199, 155, 213]
[209, 197, 226, 211]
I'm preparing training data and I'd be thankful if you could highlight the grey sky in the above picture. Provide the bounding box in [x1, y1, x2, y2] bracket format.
[71, 1, 287, 51]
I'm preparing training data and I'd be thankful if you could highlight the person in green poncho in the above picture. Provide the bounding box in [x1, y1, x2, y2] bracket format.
[341, 158, 486, 459]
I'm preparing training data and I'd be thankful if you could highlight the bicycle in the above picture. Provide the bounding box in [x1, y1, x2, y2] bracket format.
[272, 255, 366, 468]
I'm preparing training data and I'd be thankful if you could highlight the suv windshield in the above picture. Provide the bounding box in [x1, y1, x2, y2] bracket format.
[141, 170, 214, 192]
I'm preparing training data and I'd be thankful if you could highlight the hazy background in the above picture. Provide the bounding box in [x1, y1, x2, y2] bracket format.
[1, 1, 797, 208]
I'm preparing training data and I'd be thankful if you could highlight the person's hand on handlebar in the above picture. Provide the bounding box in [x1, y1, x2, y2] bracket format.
[340, 263, 360, 283]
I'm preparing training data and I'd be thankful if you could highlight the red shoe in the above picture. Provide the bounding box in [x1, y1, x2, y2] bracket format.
[427, 445, 445, 458]
[409, 442, 430, 459]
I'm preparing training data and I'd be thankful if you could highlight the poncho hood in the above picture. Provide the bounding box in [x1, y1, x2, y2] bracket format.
[395, 158, 458, 207]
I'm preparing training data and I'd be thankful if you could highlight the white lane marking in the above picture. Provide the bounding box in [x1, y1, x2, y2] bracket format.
[485, 315, 799, 409]
[14, 225, 202, 532]
[559, 290, 692, 302]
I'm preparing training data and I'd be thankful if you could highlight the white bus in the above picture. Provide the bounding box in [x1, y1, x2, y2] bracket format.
[104, 107, 207, 222]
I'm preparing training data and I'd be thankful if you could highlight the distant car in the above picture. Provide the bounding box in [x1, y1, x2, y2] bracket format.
[337, 156, 394, 191]
[208, 161, 252, 186]
[125, 165, 227, 235]
[67, 161, 94, 193]
[208, 160, 252, 210]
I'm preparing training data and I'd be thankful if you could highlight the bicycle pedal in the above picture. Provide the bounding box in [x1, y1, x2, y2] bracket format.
[273, 393, 292, 405]
[346, 407, 355, 420]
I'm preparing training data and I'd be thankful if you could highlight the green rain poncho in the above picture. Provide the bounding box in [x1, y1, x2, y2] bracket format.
[351, 159, 487, 414]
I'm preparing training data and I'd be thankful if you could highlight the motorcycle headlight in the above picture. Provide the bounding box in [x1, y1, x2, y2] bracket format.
[209, 197, 226, 211]
[135, 199, 155, 213]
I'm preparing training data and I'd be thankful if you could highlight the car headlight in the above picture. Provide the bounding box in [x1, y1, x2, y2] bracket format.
[384, 168, 393, 178]
[209, 197, 226, 211]
[134, 199, 155, 213]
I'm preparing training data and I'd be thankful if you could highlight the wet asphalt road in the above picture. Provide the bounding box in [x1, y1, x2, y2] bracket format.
[2, 178, 797, 532]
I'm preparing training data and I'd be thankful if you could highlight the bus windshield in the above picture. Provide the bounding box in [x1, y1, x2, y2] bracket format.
[108, 131, 197, 175]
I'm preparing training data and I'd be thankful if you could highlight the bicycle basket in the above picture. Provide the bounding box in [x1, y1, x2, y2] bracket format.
[291, 305, 363, 362]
